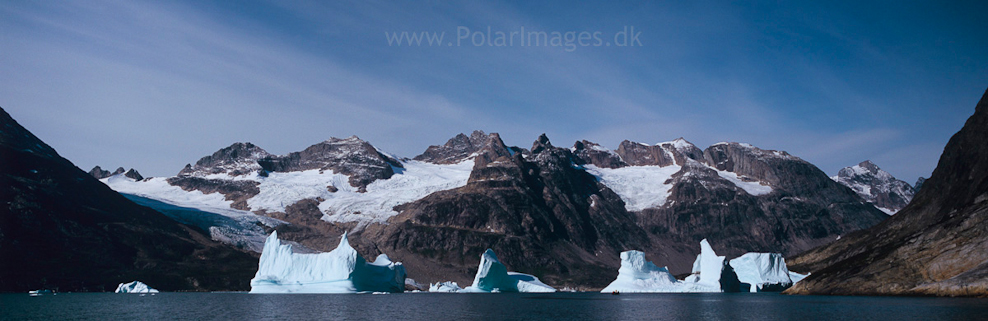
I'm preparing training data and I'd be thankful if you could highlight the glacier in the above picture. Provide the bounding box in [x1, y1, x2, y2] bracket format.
[249, 231, 406, 293]
[102, 174, 285, 252]
[729, 252, 794, 292]
[432, 249, 556, 293]
[115, 281, 159, 293]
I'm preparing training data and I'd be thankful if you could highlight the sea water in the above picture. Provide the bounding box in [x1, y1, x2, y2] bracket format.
[2, 292, 986, 320]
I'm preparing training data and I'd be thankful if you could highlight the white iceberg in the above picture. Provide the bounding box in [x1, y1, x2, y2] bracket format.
[436, 249, 556, 293]
[729, 252, 794, 292]
[601, 239, 743, 293]
[683, 239, 742, 292]
[789, 271, 809, 284]
[600, 250, 684, 293]
[249, 231, 406, 293]
[428, 281, 463, 292]
[115, 281, 159, 293]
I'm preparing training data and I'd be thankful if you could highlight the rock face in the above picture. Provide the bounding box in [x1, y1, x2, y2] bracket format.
[124, 168, 144, 181]
[89, 166, 144, 181]
[178, 142, 271, 177]
[832, 160, 916, 214]
[0, 107, 257, 292]
[572, 140, 626, 169]
[915, 177, 927, 192]
[786, 87, 988, 297]
[367, 133, 653, 288]
[413, 130, 510, 166]
[258, 136, 402, 192]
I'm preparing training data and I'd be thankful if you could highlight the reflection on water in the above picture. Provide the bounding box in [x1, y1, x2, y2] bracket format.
[2, 292, 987, 321]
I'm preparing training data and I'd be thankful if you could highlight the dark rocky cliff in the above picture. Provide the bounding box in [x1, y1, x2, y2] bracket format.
[786, 87, 988, 297]
[0, 107, 257, 292]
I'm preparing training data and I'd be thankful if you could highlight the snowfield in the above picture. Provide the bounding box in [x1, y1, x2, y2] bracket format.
[101, 159, 474, 227]
[583, 164, 681, 212]
[584, 163, 773, 212]
[716, 170, 773, 196]
[250, 159, 474, 224]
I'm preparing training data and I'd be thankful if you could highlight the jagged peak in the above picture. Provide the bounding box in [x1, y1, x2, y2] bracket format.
[414, 130, 508, 165]
[124, 168, 144, 181]
[531, 133, 554, 154]
[659, 137, 699, 151]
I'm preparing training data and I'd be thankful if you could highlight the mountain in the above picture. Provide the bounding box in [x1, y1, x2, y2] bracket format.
[0, 107, 257, 292]
[99, 130, 887, 289]
[832, 160, 916, 214]
[915, 177, 927, 192]
[610, 140, 888, 273]
[786, 87, 988, 296]
[364, 134, 652, 287]
[89, 166, 144, 181]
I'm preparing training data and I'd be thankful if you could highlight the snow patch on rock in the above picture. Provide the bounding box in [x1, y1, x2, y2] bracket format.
[715, 170, 773, 196]
[583, 164, 681, 211]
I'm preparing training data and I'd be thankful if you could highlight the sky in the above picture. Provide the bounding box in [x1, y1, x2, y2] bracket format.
[1, 0, 986, 181]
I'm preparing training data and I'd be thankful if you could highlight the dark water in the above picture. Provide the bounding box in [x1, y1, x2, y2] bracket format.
[3, 292, 987, 320]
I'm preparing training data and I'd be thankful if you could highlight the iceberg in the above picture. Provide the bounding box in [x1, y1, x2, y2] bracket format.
[249, 231, 406, 293]
[789, 271, 809, 284]
[729, 252, 794, 292]
[438, 249, 556, 293]
[600, 250, 684, 293]
[115, 281, 159, 293]
[428, 281, 463, 292]
[601, 239, 743, 293]
[683, 239, 742, 292]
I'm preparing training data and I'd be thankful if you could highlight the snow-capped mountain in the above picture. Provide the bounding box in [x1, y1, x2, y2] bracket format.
[97, 130, 887, 289]
[831, 160, 916, 214]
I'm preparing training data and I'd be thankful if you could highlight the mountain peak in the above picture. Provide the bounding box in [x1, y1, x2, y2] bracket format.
[530, 133, 554, 154]
[833, 160, 914, 214]
[413, 130, 509, 165]
[178, 142, 271, 177]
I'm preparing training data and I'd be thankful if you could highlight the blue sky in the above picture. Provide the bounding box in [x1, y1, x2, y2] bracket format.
[2, 0, 986, 181]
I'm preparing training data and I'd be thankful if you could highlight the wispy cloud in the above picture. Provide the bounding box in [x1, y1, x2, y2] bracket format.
[1, 0, 983, 181]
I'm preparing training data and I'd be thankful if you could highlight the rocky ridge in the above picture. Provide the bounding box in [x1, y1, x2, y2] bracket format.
[832, 160, 916, 214]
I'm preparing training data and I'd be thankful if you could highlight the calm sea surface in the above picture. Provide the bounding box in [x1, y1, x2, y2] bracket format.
[2, 292, 987, 320]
